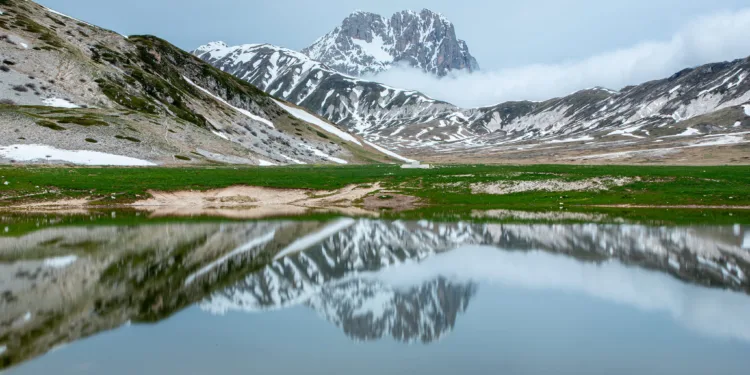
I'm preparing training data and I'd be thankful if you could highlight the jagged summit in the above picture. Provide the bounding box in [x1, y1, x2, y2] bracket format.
[302, 9, 479, 77]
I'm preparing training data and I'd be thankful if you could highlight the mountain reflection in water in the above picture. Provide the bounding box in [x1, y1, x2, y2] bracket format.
[1, 216, 749, 373]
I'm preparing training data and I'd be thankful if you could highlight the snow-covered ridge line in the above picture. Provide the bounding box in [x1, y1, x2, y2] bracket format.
[182, 76, 274, 128]
[195, 41, 464, 137]
[273, 99, 362, 145]
[195, 41, 407, 87]
[198, 35, 750, 147]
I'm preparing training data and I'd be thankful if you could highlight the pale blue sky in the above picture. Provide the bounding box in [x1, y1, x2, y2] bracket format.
[34, 0, 750, 70]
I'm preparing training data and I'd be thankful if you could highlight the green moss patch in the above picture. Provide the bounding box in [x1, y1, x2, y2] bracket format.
[96, 78, 159, 114]
[36, 120, 65, 131]
[115, 135, 141, 143]
[56, 117, 108, 126]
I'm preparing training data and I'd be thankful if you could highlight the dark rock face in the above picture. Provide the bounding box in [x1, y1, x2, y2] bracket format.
[302, 9, 479, 77]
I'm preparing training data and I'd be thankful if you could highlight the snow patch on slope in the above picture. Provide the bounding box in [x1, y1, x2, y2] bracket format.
[43, 255, 78, 269]
[0, 144, 156, 166]
[280, 154, 306, 165]
[210, 130, 229, 140]
[302, 145, 348, 164]
[351, 35, 393, 63]
[546, 136, 594, 144]
[42, 98, 79, 109]
[364, 140, 415, 163]
[663, 127, 701, 137]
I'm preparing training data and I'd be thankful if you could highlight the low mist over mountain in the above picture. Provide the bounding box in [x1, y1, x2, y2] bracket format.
[196, 36, 750, 161]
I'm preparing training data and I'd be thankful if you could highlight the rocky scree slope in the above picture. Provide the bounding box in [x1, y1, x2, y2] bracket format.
[0, 0, 391, 166]
[302, 9, 479, 77]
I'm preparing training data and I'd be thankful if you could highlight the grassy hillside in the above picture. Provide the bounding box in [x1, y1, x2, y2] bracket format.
[0, 0, 393, 165]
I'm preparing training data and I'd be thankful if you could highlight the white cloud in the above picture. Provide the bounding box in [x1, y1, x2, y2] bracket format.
[365, 8, 750, 108]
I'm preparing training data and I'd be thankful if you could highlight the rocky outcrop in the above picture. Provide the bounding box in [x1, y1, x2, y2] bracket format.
[302, 9, 479, 77]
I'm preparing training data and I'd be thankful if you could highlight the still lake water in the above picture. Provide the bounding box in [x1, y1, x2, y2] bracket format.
[1, 213, 750, 374]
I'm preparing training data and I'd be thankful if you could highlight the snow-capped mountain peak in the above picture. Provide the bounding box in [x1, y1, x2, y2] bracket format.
[302, 9, 479, 77]
[193, 41, 229, 56]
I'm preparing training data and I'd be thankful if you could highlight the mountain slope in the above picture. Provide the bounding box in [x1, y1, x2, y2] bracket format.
[196, 39, 750, 146]
[302, 9, 479, 77]
[194, 42, 477, 140]
[0, 1, 393, 166]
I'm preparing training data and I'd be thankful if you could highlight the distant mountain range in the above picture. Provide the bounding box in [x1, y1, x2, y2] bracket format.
[196, 28, 750, 150]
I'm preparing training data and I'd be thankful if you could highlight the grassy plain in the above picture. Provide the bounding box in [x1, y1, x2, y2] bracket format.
[0, 164, 747, 209]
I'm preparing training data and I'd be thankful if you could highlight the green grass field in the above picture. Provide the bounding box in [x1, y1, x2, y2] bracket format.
[0, 164, 748, 209]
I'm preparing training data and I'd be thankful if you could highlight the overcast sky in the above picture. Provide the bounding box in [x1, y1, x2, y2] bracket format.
[35, 0, 750, 106]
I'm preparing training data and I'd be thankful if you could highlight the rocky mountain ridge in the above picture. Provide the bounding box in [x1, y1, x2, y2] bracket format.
[196, 38, 750, 158]
[302, 9, 479, 77]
